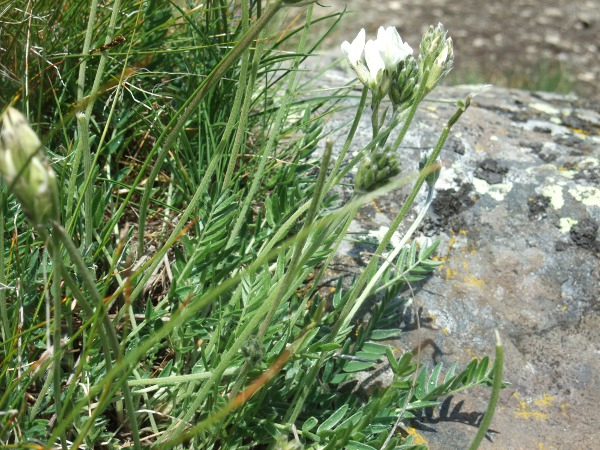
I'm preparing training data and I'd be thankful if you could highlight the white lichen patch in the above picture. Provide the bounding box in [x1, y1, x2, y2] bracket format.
[436, 165, 460, 190]
[579, 157, 599, 169]
[559, 217, 578, 234]
[526, 164, 577, 180]
[529, 102, 560, 116]
[576, 108, 600, 126]
[520, 119, 570, 136]
[568, 186, 600, 207]
[541, 184, 565, 209]
[525, 164, 557, 176]
[472, 178, 513, 201]
[557, 169, 577, 179]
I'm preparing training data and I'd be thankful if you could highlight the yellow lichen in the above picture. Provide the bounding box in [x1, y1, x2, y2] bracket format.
[441, 230, 485, 289]
[513, 392, 552, 420]
[370, 199, 383, 213]
[463, 275, 485, 288]
[534, 393, 555, 408]
[405, 426, 428, 445]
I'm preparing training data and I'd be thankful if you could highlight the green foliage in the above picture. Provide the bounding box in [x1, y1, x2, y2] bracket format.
[0, 1, 500, 449]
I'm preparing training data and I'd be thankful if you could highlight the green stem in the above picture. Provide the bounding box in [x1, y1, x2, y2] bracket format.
[75, 0, 99, 100]
[73, 6, 142, 247]
[254, 87, 373, 257]
[76, 113, 93, 246]
[371, 99, 379, 139]
[0, 190, 9, 341]
[65, 0, 98, 227]
[340, 185, 434, 332]
[29, 360, 54, 419]
[328, 85, 368, 184]
[69, 0, 97, 237]
[68, 0, 123, 246]
[221, 0, 253, 190]
[336, 95, 468, 350]
[468, 331, 504, 450]
[49, 222, 141, 450]
[128, 367, 239, 388]
[391, 69, 430, 151]
[50, 235, 66, 450]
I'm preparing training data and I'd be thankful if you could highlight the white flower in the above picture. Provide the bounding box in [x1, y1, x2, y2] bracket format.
[376, 26, 413, 71]
[341, 29, 385, 89]
[363, 39, 385, 88]
[341, 29, 370, 84]
[342, 27, 413, 91]
[341, 28, 365, 67]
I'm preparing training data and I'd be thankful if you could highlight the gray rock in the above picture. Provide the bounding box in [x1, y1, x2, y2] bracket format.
[314, 63, 600, 448]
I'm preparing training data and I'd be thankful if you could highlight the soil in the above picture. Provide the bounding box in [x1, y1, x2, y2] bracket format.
[310, 0, 600, 100]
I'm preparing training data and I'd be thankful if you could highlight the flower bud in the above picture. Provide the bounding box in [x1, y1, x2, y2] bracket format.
[0, 107, 41, 183]
[0, 107, 59, 225]
[354, 147, 400, 193]
[389, 56, 418, 110]
[425, 37, 453, 91]
[419, 23, 445, 60]
[418, 23, 454, 93]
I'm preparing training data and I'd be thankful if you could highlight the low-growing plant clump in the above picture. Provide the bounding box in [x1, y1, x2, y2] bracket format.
[0, 1, 502, 448]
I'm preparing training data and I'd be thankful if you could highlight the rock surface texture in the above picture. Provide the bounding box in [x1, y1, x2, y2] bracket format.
[315, 62, 600, 448]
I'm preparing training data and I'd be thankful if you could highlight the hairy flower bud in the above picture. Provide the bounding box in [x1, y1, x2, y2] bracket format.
[419, 23, 454, 93]
[0, 107, 59, 225]
[0, 108, 41, 183]
[389, 56, 419, 110]
[426, 37, 453, 91]
[354, 147, 400, 193]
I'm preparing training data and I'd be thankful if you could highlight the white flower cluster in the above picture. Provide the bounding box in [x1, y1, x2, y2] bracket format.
[341, 26, 413, 90]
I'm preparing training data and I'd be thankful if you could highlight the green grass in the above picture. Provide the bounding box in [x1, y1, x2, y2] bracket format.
[0, 1, 501, 448]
